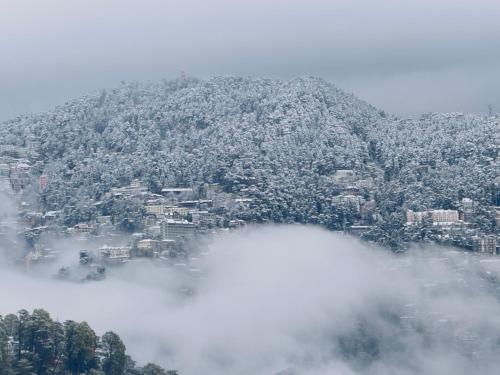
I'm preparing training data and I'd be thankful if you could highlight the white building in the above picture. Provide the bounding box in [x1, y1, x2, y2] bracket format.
[144, 201, 189, 218]
[98, 245, 131, 263]
[406, 209, 459, 225]
[431, 210, 459, 224]
[160, 219, 195, 240]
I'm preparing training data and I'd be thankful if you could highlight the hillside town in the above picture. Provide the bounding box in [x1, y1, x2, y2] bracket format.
[3, 2, 500, 373]
[0, 143, 252, 275]
[1, 140, 499, 279]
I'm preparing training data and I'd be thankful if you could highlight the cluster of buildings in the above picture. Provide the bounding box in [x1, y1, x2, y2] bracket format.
[0, 145, 59, 267]
[109, 179, 247, 236]
[58, 180, 253, 269]
[329, 169, 379, 235]
[0, 154, 255, 270]
[331, 169, 375, 195]
[52, 181, 250, 267]
[0, 156, 30, 194]
[1, 140, 499, 272]
[405, 198, 485, 227]
[405, 198, 500, 254]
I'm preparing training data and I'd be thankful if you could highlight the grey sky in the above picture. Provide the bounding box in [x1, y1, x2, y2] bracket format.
[1, 0, 500, 120]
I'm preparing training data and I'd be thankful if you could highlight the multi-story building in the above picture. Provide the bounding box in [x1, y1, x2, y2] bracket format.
[136, 238, 176, 256]
[461, 198, 474, 222]
[98, 245, 131, 263]
[478, 235, 497, 254]
[164, 206, 189, 217]
[137, 239, 161, 256]
[39, 175, 48, 190]
[431, 210, 459, 225]
[144, 201, 189, 218]
[144, 202, 165, 216]
[461, 198, 473, 211]
[9, 162, 31, 191]
[406, 210, 424, 224]
[190, 211, 217, 228]
[160, 219, 195, 240]
[406, 209, 459, 225]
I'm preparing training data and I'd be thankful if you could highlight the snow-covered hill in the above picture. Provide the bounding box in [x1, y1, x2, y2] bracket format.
[1, 77, 498, 247]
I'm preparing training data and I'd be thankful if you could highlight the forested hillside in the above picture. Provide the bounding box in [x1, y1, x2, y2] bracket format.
[368, 113, 499, 246]
[1, 77, 498, 248]
[0, 77, 382, 223]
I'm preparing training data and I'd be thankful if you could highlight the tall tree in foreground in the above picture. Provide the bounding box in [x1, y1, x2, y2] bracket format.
[63, 320, 99, 374]
[101, 331, 127, 375]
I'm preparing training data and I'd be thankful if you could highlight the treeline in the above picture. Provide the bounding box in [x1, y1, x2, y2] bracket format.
[0, 309, 176, 375]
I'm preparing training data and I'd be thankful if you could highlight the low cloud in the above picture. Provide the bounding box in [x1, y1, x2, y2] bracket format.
[2, 225, 500, 374]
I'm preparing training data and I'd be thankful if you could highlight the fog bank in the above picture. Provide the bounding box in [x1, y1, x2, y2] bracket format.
[2, 226, 500, 374]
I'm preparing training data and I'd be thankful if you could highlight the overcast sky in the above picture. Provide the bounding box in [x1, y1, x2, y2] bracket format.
[1, 0, 500, 121]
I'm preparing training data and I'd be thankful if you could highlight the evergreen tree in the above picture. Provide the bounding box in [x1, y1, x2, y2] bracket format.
[101, 331, 127, 375]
